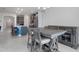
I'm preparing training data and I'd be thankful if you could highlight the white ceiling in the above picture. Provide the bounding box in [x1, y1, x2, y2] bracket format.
[0, 7, 38, 15]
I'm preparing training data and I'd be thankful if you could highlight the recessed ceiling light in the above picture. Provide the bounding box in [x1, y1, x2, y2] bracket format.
[16, 8, 23, 14]
[21, 8, 23, 11]
[16, 11, 18, 13]
[17, 8, 20, 10]
[43, 7, 47, 10]
[16, 10, 21, 14]
[38, 7, 41, 9]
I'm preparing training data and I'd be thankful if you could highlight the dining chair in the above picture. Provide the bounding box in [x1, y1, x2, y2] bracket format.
[30, 29, 51, 52]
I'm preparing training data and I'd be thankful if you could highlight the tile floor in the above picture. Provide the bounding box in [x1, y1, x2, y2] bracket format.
[0, 29, 30, 52]
[0, 29, 79, 52]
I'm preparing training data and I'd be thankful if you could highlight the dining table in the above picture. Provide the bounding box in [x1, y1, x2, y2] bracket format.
[29, 28, 67, 52]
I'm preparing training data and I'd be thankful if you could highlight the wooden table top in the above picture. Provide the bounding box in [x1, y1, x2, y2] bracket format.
[29, 28, 67, 37]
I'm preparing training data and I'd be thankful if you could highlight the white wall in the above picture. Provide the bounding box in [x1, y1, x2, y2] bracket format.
[24, 15, 30, 27]
[38, 11, 45, 27]
[43, 7, 79, 27]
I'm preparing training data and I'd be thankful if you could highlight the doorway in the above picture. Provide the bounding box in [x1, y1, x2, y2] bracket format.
[3, 16, 14, 31]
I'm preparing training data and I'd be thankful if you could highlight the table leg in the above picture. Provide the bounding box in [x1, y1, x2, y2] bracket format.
[50, 37, 58, 52]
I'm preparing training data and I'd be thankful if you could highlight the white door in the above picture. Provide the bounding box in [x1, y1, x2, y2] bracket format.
[3, 16, 14, 30]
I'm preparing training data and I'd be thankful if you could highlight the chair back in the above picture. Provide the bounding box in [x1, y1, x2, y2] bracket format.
[30, 28, 41, 43]
[34, 29, 41, 41]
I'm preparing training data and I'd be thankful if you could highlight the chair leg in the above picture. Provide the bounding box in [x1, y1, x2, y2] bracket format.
[39, 44, 42, 52]
[33, 41, 37, 51]
[50, 37, 58, 52]
[31, 40, 33, 52]
[27, 35, 29, 48]
[31, 43, 33, 52]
